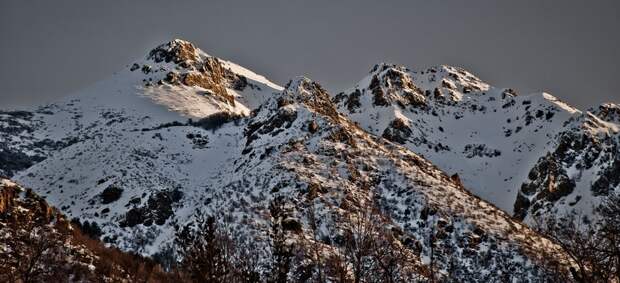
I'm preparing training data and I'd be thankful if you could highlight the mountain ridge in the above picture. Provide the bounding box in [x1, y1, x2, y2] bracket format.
[2, 38, 617, 281]
[332, 62, 618, 224]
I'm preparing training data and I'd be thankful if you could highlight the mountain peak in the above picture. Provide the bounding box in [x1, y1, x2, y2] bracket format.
[422, 64, 473, 77]
[420, 65, 488, 92]
[369, 63, 409, 74]
[147, 38, 204, 65]
[284, 76, 331, 96]
[283, 76, 329, 100]
[278, 76, 340, 119]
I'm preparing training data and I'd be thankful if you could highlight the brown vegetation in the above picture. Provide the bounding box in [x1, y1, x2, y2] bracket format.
[0, 181, 177, 282]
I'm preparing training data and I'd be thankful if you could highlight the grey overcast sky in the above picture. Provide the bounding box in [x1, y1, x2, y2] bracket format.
[1, 0, 619, 109]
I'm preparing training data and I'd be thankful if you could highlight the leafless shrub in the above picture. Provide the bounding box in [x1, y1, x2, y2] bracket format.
[533, 193, 620, 282]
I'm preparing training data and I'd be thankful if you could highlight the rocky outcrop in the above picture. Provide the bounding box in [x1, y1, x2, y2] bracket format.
[514, 153, 575, 220]
[514, 104, 620, 220]
[283, 77, 340, 119]
[463, 144, 501, 158]
[591, 153, 620, 196]
[100, 185, 123, 204]
[148, 39, 200, 66]
[161, 57, 236, 105]
[142, 39, 262, 107]
[382, 118, 412, 144]
[333, 89, 362, 113]
[120, 188, 183, 228]
[370, 74, 389, 106]
[369, 65, 426, 108]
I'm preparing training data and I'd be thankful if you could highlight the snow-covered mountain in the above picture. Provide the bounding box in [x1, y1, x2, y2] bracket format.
[0, 39, 281, 178]
[3, 39, 615, 280]
[333, 63, 619, 223]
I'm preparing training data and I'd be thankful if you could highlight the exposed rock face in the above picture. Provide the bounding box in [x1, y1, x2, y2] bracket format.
[280, 77, 340, 120]
[138, 39, 261, 110]
[463, 144, 501, 158]
[183, 58, 235, 105]
[333, 89, 362, 113]
[241, 79, 330, 150]
[514, 106, 620, 220]
[384, 68, 426, 107]
[100, 185, 123, 204]
[369, 65, 426, 108]
[307, 120, 319, 133]
[120, 188, 183, 228]
[592, 156, 620, 196]
[382, 118, 412, 144]
[514, 153, 576, 220]
[230, 73, 248, 91]
[160, 55, 235, 106]
[147, 39, 201, 65]
[370, 74, 389, 106]
[335, 64, 429, 113]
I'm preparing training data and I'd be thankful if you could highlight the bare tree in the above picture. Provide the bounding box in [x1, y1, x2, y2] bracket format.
[269, 197, 294, 283]
[228, 237, 262, 283]
[344, 207, 380, 283]
[371, 226, 409, 283]
[0, 198, 76, 283]
[334, 205, 425, 283]
[176, 214, 231, 282]
[0, 224, 70, 282]
[427, 215, 437, 283]
[597, 193, 620, 280]
[295, 203, 327, 283]
[533, 193, 620, 282]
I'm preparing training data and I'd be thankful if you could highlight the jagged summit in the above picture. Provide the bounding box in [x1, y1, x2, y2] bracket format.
[111, 39, 284, 118]
[283, 76, 315, 91]
[282, 76, 333, 105]
[368, 63, 489, 94]
[254, 76, 340, 124]
[134, 39, 282, 114]
[147, 38, 204, 65]
[368, 62, 410, 74]
[333, 61, 608, 217]
[335, 62, 496, 115]
[409, 64, 491, 97]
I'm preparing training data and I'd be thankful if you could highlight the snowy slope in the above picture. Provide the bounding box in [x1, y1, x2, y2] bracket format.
[333, 63, 618, 222]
